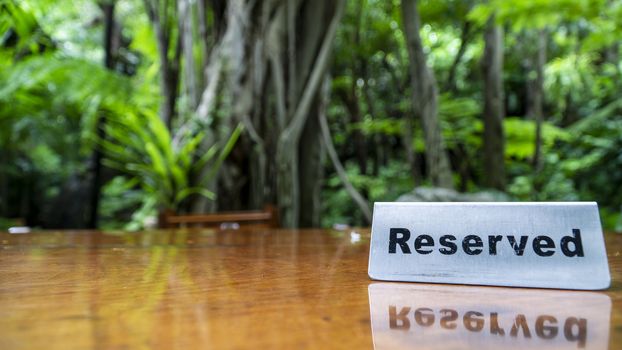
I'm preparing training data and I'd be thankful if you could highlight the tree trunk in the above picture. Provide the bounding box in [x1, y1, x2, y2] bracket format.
[293, 2, 331, 225]
[401, 0, 454, 189]
[143, 0, 181, 130]
[275, 0, 345, 227]
[445, 21, 472, 93]
[179, 0, 220, 214]
[298, 98, 325, 228]
[337, 89, 366, 175]
[351, 2, 367, 175]
[88, 1, 116, 228]
[249, 143, 267, 209]
[319, 79, 372, 224]
[530, 30, 547, 173]
[182, 0, 344, 227]
[382, 53, 420, 183]
[482, 17, 506, 190]
[189, 0, 266, 214]
[178, 0, 199, 109]
[248, 61, 270, 210]
[160, 58, 180, 131]
[0, 149, 7, 217]
[402, 113, 420, 184]
[360, 58, 384, 177]
[604, 42, 619, 65]
[102, 2, 116, 70]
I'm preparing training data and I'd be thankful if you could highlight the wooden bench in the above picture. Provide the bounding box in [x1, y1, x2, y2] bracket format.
[158, 205, 279, 229]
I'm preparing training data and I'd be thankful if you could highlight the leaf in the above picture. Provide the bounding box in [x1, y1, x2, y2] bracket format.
[144, 141, 171, 194]
[175, 187, 215, 205]
[147, 111, 174, 162]
[198, 123, 243, 186]
[170, 164, 187, 193]
[178, 131, 205, 171]
[192, 144, 218, 173]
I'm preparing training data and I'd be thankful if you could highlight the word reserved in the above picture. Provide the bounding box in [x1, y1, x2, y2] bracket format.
[388, 228, 583, 257]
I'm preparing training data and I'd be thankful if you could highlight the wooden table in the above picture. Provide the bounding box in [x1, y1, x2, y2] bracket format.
[0, 228, 620, 349]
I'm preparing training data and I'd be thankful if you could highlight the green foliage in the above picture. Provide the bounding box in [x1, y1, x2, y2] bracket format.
[0, 217, 22, 230]
[351, 117, 405, 136]
[322, 0, 622, 231]
[100, 113, 243, 212]
[504, 117, 570, 160]
[561, 101, 622, 209]
[99, 176, 144, 230]
[0, 0, 55, 55]
[440, 95, 483, 149]
[2, 0, 622, 232]
[0, 0, 249, 229]
[322, 161, 414, 227]
[544, 53, 598, 121]
[506, 100, 622, 231]
[0, 51, 133, 220]
[468, 0, 605, 30]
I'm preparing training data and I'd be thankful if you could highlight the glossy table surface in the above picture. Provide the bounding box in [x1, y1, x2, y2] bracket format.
[0, 228, 620, 349]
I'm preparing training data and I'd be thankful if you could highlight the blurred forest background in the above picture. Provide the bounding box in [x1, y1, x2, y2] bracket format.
[1, 0, 621, 231]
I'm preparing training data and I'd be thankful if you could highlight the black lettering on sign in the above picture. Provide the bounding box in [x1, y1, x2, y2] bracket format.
[389, 228, 411, 254]
[561, 229, 585, 257]
[488, 235, 503, 255]
[507, 236, 529, 256]
[462, 235, 483, 255]
[414, 235, 434, 254]
[386, 229, 587, 258]
[533, 236, 556, 257]
[439, 235, 457, 255]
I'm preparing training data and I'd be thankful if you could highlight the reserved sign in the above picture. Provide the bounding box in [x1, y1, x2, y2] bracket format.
[368, 202, 610, 290]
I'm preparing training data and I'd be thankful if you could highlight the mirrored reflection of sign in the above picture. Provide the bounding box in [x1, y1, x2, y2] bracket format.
[369, 283, 611, 350]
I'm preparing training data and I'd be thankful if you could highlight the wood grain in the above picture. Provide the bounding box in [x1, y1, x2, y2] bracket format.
[0, 228, 620, 349]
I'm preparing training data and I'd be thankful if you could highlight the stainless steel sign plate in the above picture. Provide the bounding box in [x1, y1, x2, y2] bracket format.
[368, 283, 612, 350]
[368, 202, 610, 290]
